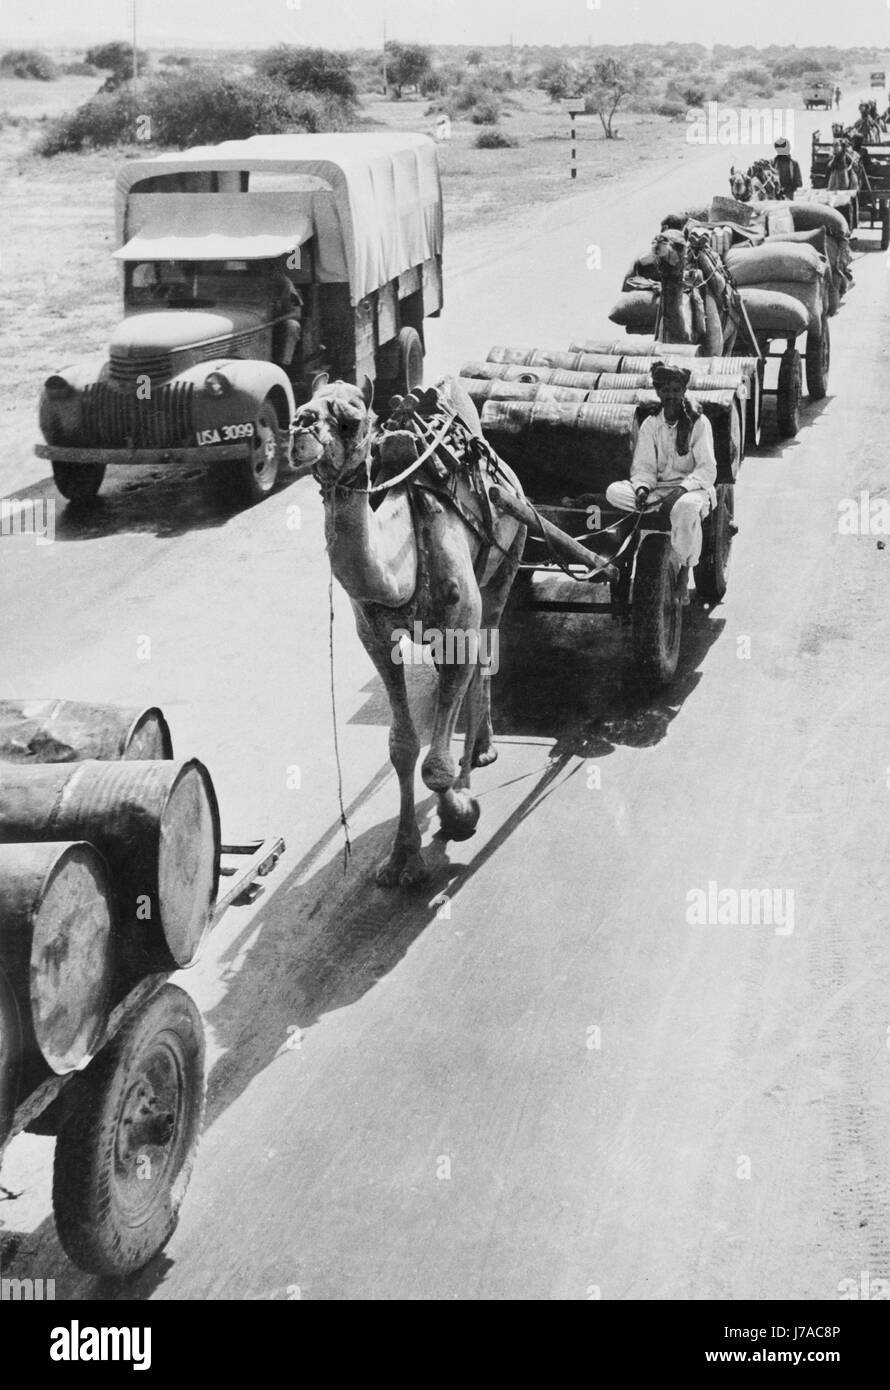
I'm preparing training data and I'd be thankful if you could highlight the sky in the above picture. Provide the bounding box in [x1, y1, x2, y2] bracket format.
[4, 0, 890, 52]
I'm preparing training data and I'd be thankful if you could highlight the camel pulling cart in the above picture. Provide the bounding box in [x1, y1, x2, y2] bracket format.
[0, 700, 283, 1278]
[810, 130, 890, 248]
[459, 341, 755, 686]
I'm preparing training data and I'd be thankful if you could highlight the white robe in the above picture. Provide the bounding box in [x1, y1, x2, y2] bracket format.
[606, 411, 718, 567]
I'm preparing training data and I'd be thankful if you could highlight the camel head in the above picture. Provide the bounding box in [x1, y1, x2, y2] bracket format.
[291, 375, 375, 486]
[729, 165, 751, 201]
[652, 227, 688, 277]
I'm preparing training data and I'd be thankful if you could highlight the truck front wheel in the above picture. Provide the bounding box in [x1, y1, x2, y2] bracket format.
[224, 396, 284, 505]
[52, 461, 106, 504]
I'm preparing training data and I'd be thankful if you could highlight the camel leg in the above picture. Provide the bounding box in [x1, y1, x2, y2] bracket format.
[355, 611, 428, 888]
[468, 531, 525, 770]
[422, 653, 481, 841]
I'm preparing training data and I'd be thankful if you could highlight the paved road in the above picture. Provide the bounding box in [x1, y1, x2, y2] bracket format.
[3, 95, 890, 1300]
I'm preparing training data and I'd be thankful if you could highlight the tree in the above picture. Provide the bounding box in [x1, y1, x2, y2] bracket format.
[466, 49, 483, 67]
[538, 58, 574, 101]
[255, 45, 357, 102]
[580, 57, 644, 139]
[385, 42, 431, 98]
[85, 41, 148, 91]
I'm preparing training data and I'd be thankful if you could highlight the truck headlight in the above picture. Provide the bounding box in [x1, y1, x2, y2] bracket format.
[205, 371, 229, 398]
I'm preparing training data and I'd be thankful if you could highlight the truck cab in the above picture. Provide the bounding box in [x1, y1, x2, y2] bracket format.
[36, 134, 444, 506]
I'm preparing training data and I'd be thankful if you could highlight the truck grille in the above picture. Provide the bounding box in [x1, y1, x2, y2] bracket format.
[81, 381, 195, 449]
[110, 351, 174, 384]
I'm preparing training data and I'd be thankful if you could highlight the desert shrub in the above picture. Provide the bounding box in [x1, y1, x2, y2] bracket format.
[734, 64, 772, 88]
[470, 97, 500, 125]
[255, 45, 357, 104]
[656, 98, 687, 118]
[159, 54, 193, 68]
[36, 89, 133, 154]
[419, 69, 444, 97]
[474, 127, 517, 149]
[85, 41, 148, 91]
[61, 60, 98, 76]
[36, 71, 353, 155]
[0, 48, 58, 80]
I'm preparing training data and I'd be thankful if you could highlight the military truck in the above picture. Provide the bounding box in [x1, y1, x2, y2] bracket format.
[36, 133, 445, 504]
[802, 80, 834, 110]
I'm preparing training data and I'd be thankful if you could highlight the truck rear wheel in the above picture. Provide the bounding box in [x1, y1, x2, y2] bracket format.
[881, 202, 890, 251]
[52, 983, 205, 1278]
[374, 327, 424, 414]
[224, 396, 284, 505]
[776, 349, 802, 438]
[52, 461, 105, 504]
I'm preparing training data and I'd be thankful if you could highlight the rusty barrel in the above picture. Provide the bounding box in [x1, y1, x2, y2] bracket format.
[0, 841, 116, 1077]
[0, 964, 22, 1143]
[462, 379, 593, 406]
[479, 399, 639, 496]
[0, 759, 220, 974]
[570, 339, 701, 357]
[486, 346, 621, 374]
[0, 700, 173, 764]
[460, 361, 603, 390]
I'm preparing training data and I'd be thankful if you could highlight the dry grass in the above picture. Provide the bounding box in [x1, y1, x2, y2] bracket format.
[360, 89, 683, 237]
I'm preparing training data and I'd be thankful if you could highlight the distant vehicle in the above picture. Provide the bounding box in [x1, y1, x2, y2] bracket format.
[802, 80, 834, 110]
[871, 71, 885, 88]
[36, 133, 444, 505]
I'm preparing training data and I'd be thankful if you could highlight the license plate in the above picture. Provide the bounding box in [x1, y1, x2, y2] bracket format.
[196, 423, 254, 446]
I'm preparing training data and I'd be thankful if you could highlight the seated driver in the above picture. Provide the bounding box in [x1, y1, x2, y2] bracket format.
[271, 259, 303, 366]
[605, 361, 717, 603]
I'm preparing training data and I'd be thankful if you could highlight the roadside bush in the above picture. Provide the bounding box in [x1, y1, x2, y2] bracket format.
[656, 98, 688, 119]
[35, 71, 354, 155]
[470, 97, 500, 125]
[85, 41, 148, 91]
[36, 89, 133, 154]
[0, 48, 58, 81]
[255, 45, 357, 104]
[61, 60, 98, 77]
[474, 128, 517, 149]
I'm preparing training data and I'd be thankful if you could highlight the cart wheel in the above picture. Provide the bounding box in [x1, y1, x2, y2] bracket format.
[0, 966, 22, 1148]
[827, 272, 841, 317]
[52, 983, 205, 1278]
[805, 315, 830, 400]
[52, 461, 106, 504]
[712, 399, 743, 480]
[224, 395, 284, 505]
[632, 533, 682, 686]
[882, 203, 890, 251]
[744, 360, 763, 449]
[776, 350, 802, 438]
[694, 484, 735, 603]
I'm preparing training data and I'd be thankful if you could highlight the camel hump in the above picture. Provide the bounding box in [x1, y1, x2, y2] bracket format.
[433, 375, 484, 438]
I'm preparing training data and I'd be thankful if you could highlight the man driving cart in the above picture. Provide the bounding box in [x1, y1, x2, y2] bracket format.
[606, 361, 717, 604]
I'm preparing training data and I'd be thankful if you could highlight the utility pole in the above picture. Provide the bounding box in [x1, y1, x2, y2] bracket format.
[132, 0, 139, 103]
[382, 5, 388, 97]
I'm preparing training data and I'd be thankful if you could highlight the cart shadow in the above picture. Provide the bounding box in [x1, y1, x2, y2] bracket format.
[1, 467, 302, 543]
[0, 589, 724, 1302]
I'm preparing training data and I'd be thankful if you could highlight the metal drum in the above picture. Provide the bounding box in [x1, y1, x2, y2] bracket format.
[0, 700, 173, 764]
[0, 759, 220, 973]
[0, 841, 115, 1076]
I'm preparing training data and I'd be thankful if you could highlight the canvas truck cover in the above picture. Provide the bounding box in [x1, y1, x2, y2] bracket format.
[113, 133, 444, 306]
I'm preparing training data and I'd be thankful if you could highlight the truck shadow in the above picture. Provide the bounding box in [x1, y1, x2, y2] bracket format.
[3, 467, 303, 542]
